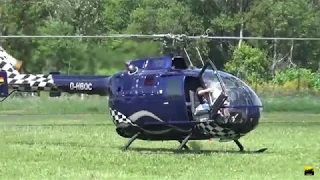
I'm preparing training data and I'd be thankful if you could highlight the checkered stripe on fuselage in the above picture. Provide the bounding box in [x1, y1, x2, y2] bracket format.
[197, 122, 237, 139]
[109, 107, 238, 139]
[8, 74, 55, 91]
[0, 60, 56, 91]
[109, 108, 137, 126]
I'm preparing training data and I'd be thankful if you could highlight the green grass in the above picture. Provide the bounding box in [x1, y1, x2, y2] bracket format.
[261, 95, 320, 113]
[0, 96, 109, 115]
[0, 112, 319, 179]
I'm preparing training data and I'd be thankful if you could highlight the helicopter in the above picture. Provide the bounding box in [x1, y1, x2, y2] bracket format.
[0, 34, 267, 153]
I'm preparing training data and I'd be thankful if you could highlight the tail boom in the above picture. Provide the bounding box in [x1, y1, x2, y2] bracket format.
[3, 71, 110, 97]
[50, 74, 110, 96]
[0, 46, 110, 98]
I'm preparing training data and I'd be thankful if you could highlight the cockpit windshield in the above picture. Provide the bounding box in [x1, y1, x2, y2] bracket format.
[201, 70, 222, 99]
[200, 69, 262, 107]
[201, 70, 244, 89]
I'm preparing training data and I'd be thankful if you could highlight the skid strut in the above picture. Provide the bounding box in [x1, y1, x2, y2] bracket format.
[122, 132, 141, 151]
[177, 133, 192, 151]
[234, 139, 244, 151]
[178, 140, 190, 150]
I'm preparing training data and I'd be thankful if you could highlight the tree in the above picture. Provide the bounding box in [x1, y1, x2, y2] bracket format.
[225, 42, 271, 84]
[245, 0, 320, 72]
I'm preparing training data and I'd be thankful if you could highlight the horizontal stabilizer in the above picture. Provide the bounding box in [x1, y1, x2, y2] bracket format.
[49, 71, 61, 97]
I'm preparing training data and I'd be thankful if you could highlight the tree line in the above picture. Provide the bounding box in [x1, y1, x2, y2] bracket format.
[1, 0, 320, 89]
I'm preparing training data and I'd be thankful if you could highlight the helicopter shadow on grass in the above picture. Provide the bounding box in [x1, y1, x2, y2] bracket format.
[115, 145, 270, 155]
[1, 123, 112, 127]
[7, 140, 108, 149]
[7, 140, 270, 155]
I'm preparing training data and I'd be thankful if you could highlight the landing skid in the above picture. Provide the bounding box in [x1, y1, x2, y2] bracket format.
[121, 132, 267, 153]
[122, 132, 192, 151]
[234, 139, 268, 153]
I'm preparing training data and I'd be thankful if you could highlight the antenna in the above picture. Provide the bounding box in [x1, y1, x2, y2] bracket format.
[183, 48, 193, 67]
[195, 47, 205, 66]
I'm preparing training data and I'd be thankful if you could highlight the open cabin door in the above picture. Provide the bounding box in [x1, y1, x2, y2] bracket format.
[197, 60, 228, 119]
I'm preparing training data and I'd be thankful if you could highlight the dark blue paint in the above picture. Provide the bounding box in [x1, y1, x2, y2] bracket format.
[51, 74, 110, 95]
[47, 56, 263, 140]
[105, 56, 263, 140]
[2, 55, 263, 142]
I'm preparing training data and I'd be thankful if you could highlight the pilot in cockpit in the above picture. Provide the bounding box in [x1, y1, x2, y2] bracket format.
[194, 84, 230, 117]
[194, 86, 213, 113]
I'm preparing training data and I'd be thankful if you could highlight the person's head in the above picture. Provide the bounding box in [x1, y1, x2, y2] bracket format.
[202, 91, 211, 102]
[197, 87, 211, 103]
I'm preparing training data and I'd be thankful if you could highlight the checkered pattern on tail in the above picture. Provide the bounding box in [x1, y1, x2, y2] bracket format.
[0, 54, 57, 92]
[109, 108, 137, 126]
[0, 46, 19, 68]
[197, 121, 238, 139]
[8, 73, 56, 91]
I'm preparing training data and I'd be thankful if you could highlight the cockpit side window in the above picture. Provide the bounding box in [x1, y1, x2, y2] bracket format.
[166, 76, 182, 97]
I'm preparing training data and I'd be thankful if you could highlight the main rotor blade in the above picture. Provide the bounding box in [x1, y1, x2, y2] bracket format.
[1, 34, 320, 41]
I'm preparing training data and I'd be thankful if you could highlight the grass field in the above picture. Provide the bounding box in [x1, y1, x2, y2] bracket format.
[1, 112, 319, 179]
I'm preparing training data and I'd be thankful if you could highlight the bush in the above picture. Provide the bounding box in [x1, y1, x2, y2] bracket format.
[272, 68, 320, 90]
[0, 96, 109, 115]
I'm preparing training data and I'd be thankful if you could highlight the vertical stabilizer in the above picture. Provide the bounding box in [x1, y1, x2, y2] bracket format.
[0, 46, 23, 70]
[0, 48, 56, 92]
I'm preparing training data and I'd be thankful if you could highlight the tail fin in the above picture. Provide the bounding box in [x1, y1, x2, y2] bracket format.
[0, 70, 8, 98]
[0, 58, 56, 92]
[0, 46, 23, 70]
[0, 49, 56, 92]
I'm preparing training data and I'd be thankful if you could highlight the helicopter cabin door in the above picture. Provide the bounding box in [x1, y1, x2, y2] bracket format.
[197, 60, 228, 118]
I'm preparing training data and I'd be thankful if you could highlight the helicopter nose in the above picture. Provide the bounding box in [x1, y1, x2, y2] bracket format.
[243, 89, 263, 130]
[247, 106, 262, 121]
[225, 86, 263, 131]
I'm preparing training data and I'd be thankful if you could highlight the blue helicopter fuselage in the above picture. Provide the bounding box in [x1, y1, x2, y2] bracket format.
[107, 56, 263, 141]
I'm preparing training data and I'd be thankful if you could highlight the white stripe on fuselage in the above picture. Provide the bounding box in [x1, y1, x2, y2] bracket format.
[127, 110, 191, 133]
